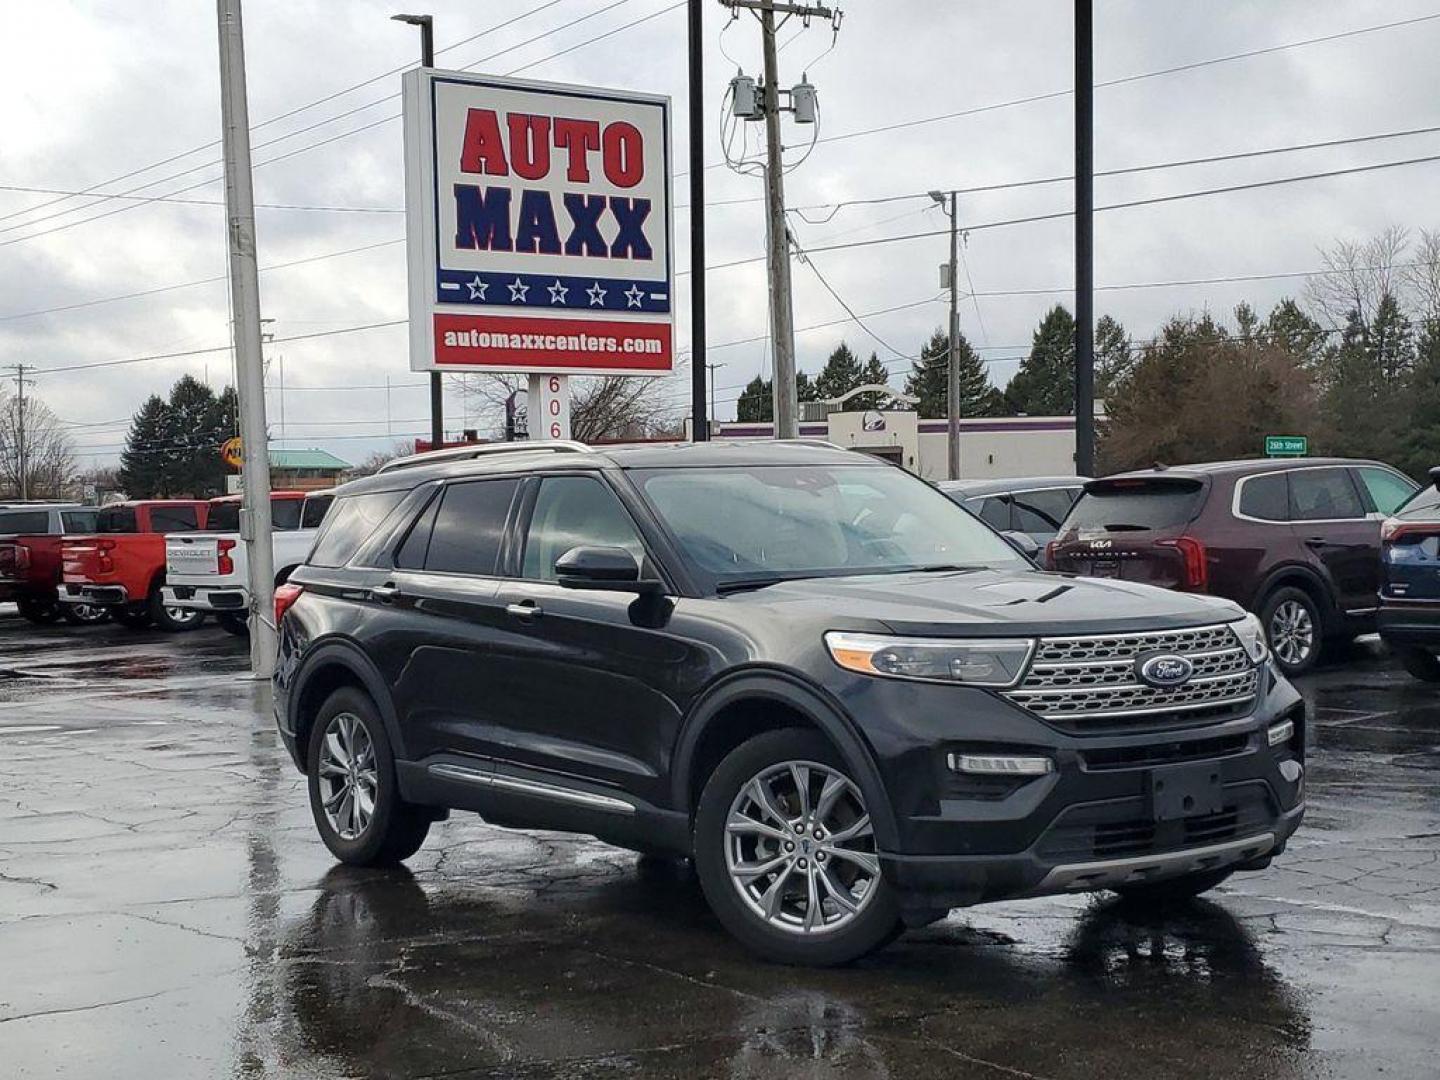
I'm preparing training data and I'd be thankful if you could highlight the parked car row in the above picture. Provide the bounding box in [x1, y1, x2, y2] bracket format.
[0, 491, 333, 632]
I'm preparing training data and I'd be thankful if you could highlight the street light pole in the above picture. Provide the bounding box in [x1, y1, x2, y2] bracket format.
[393, 13, 443, 452]
[687, 0, 709, 441]
[1074, 0, 1096, 475]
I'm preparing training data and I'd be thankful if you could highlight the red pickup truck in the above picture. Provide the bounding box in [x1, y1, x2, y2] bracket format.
[0, 503, 108, 625]
[59, 500, 212, 631]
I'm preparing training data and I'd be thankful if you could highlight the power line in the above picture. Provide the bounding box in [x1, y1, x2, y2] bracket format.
[0, 183, 402, 215]
[0, 0, 573, 229]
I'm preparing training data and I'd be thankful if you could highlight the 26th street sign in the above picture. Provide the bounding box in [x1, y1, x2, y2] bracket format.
[401, 69, 673, 376]
[1265, 435, 1309, 457]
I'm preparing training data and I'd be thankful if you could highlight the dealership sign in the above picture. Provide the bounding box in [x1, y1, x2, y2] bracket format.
[401, 69, 673, 376]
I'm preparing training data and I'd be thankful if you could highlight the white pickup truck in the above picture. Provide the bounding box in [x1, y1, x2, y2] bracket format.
[162, 491, 333, 635]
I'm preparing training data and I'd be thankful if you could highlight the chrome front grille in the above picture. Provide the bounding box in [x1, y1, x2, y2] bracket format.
[1005, 624, 1258, 733]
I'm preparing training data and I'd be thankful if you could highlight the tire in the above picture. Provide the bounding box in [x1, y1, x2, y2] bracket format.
[148, 588, 205, 632]
[217, 612, 250, 638]
[112, 603, 153, 629]
[693, 728, 903, 966]
[1111, 868, 1234, 906]
[16, 598, 62, 625]
[1260, 586, 1324, 676]
[1399, 646, 1440, 682]
[62, 603, 111, 626]
[306, 687, 431, 867]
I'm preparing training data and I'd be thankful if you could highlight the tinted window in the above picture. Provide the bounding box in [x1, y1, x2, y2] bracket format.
[0, 510, 50, 534]
[394, 493, 439, 570]
[1012, 489, 1076, 535]
[1289, 468, 1364, 521]
[425, 480, 519, 575]
[1238, 473, 1289, 522]
[309, 492, 405, 568]
[1065, 479, 1204, 533]
[61, 510, 97, 533]
[208, 502, 240, 531]
[96, 507, 138, 533]
[150, 506, 199, 534]
[272, 498, 304, 530]
[971, 497, 1011, 531]
[522, 476, 644, 581]
[302, 493, 334, 529]
[1356, 467, 1416, 515]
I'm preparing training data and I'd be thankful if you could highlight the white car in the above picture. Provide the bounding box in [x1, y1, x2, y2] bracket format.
[163, 492, 334, 634]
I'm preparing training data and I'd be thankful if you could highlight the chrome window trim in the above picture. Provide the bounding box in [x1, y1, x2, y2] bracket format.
[1230, 464, 1380, 525]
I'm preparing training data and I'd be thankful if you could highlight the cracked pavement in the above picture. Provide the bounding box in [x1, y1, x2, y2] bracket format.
[1, 616, 1438, 1078]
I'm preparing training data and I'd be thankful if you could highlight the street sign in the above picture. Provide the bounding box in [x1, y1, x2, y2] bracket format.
[1265, 435, 1308, 457]
[220, 436, 244, 468]
[401, 69, 674, 377]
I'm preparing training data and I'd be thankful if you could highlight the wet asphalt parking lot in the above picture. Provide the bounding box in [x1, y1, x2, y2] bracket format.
[1, 612, 1437, 1080]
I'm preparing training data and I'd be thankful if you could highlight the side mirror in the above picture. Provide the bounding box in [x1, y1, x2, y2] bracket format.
[555, 546, 662, 593]
[1000, 530, 1042, 562]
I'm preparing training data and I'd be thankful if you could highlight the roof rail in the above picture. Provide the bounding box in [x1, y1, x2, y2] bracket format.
[377, 440, 593, 474]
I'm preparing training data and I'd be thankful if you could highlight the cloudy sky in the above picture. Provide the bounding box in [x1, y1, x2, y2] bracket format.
[2, 0, 1439, 469]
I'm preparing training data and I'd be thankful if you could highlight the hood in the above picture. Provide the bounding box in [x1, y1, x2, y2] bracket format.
[722, 568, 1244, 637]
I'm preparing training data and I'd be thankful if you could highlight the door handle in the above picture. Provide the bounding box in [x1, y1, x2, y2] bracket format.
[369, 583, 400, 602]
[506, 601, 542, 620]
[1303, 537, 1328, 548]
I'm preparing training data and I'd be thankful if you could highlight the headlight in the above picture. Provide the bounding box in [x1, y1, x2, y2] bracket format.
[824, 631, 1034, 687]
[1230, 613, 1269, 664]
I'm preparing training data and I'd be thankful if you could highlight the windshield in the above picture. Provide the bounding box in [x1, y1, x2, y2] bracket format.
[1065, 478, 1204, 533]
[631, 464, 1025, 589]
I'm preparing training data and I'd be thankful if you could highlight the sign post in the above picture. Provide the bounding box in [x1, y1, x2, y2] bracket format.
[1265, 435, 1309, 458]
[401, 69, 673, 438]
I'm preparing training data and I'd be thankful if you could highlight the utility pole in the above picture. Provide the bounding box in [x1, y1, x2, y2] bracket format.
[688, 0, 709, 441]
[930, 190, 961, 480]
[721, 0, 834, 440]
[8, 364, 32, 499]
[216, 0, 278, 676]
[706, 361, 726, 422]
[393, 13, 443, 451]
[1074, 0, 1096, 475]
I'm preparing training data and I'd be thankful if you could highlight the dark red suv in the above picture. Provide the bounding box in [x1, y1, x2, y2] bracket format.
[1049, 459, 1417, 675]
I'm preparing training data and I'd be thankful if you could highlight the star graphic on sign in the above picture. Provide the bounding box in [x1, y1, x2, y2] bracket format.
[586, 282, 607, 307]
[624, 284, 645, 309]
[547, 279, 569, 304]
[508, 278, 529, 303]
[466, 276, 488, 300]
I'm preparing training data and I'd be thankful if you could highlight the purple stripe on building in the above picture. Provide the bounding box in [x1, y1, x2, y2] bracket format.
[719, 418, 1076, 437]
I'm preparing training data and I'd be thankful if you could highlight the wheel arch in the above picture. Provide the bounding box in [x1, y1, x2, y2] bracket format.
[671, 670, 900, 853]
[288, 638, 405, 772]
[1251, 563, 1336, 620]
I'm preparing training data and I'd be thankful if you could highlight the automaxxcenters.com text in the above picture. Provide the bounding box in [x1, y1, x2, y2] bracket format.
[442, 328, 664, 354]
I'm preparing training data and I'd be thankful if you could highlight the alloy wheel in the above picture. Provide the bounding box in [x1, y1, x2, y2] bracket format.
[317, 712, 379, 841]
[724, 760, 879, 936]
[1269, 599, 1315, 667]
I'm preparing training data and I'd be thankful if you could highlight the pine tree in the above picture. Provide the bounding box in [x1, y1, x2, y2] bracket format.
[1320, 295, 1414, 463]
[796, 370, 819, 403]
[1401, 318, 1440, 479]
[1264, 298, 1328, 369]
[849, 352, 893, 410]
[119, 395, 173, 498]
[903, 328, 996, 418]
[168, 375, 222, 496]
[814, 342, 865, 402]
[1095, 314, 1131, 398]
[1005, 305, 1076, 415]
[736, 375, 772, 422]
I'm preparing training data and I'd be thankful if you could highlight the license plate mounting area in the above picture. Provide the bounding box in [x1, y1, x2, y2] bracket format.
[1149, 762, 1225, 822]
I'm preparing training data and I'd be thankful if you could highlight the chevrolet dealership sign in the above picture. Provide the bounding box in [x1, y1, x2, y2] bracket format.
[401, 69, 673, 375]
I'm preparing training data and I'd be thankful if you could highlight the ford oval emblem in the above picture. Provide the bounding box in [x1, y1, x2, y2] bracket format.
[1137, 653, 1194, 688]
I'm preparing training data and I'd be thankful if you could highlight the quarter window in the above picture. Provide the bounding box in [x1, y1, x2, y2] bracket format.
[1012, 489, 1075, 534]
[971, 497, 1011, 531]
[150, 506, 199, 533]
[1238, 473, 1289, 522]
[61, 510, 97, 533]
[1355, 467, 1416, 516]
[520, 476, 645, 581]
[1288, 468, 1365, 521]
[309, 492, 405, 568]
[423, 479, 519, 575]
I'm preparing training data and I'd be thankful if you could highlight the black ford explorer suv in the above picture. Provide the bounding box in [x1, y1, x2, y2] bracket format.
[274, 441, 1306, 965]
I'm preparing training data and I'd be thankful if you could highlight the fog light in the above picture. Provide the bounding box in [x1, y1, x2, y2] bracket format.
[948, 753, 1054, 776]
[1267, 719, 1295, 747]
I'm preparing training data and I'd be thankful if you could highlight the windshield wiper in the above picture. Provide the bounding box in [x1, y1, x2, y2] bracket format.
[909, 563, 985, 573]
[715, 575, 798, 595]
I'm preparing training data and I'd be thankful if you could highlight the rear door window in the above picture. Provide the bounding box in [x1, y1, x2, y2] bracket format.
[151, 505, 199, 534]
[0, 510, 50, 534]
[1012, 489, 1075, 534]
[1066, 479, 1204, 533]
[1354, 467, 1416, 515]
[271, 498, 304, 530]
[1289, 468, 1365, 521]
[309, 492, 405, 568]
[1237, 473, 1290, 522]
[207, 502, 241, 531]
[422, 479, 520, 576]
[96, 506, 138, 533]
[302, 493, 334, 529]
[61, 510, 98, 533]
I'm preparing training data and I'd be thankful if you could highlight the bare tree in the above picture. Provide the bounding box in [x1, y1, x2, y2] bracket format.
[1403, 228, 1440, 325]
[0, 388, 76, 499]
[461, 367, 689, 443]
[1306, 226, 1410, 325]
[348, 441, 416, 478]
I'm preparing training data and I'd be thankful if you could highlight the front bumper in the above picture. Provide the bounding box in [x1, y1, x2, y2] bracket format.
[59, 582, 128, 606]
[162, 585, 248, 612]
[843, 661, 1307, 910]
[1377, 600, 1440, 647]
